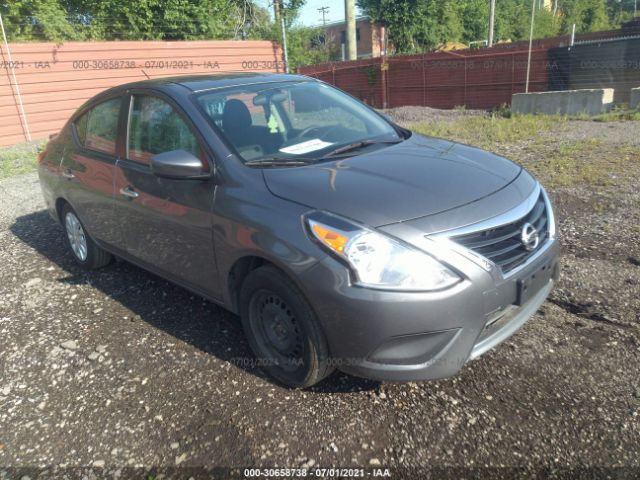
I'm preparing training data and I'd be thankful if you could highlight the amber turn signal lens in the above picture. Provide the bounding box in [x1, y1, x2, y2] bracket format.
[310, 222, 349, 254]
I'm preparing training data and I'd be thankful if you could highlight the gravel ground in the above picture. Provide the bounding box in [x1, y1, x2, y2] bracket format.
[1, 113, 639, 479]
[383, 105, 487, 124]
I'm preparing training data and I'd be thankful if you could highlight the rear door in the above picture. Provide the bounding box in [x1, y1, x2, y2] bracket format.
[112, 89, 220, 299]
[62, 95, 125, 246]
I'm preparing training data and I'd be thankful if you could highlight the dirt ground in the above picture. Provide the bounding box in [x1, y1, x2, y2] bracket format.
[0, 110, 639, 479]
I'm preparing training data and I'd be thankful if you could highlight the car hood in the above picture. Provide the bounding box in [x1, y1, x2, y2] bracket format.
[262, 134, 522, 227]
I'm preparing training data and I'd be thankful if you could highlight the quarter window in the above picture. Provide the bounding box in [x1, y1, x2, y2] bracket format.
[127, 95, 200, 164]
[75, 97, 121, 155]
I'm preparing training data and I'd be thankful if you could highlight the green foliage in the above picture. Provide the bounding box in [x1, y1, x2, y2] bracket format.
[0, 0, 633, 64]
[1, 0, 82, 42]
[245, 3, 278, 40]
[0, 141, 44, 179]
[459, 0, 490, 44]
[355, 0, 465, 53]
[62, 0, 242, 40]
[279, 0, 306, 28]
[357, 0, 623, 54]
[605, 0, 638, 26]
[495, 1, 561, 40]
[558, 0, 611, 34]
[286, 26, 337, 70]
[0, 0, 279, 41]
[410, 113, 564, 150]
[246, 4, 336, 70]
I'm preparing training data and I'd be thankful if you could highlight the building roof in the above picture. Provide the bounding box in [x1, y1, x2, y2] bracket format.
[323, 15, 372, 28]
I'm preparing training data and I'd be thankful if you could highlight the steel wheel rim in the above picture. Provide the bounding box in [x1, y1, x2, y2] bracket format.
[65, 212, 88, 261]
[249, 290, 304, 372]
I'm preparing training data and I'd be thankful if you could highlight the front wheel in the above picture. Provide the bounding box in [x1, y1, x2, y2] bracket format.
[239, 266, 334, 388]
[61, 204, 112, 269]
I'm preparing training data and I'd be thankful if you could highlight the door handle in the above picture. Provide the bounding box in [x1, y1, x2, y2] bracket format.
[119, 186, 139, 199]
[62, 169, 75, 179]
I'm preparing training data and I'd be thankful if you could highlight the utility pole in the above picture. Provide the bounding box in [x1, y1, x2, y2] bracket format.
[345, 0, 357, 60]
[525, 0, 536, 93]
[488, 0, 496, 47]
[274, 0, 289, 73]
[281, 12, 289, 73]
[274, 0, 281, 23]
[318, 6, 330, 27]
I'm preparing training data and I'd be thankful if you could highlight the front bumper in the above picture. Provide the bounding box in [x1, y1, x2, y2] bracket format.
[298, 236, 560, 382]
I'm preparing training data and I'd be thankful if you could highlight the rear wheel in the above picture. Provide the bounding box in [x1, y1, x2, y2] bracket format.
[239, 265, 334, 388]
[61, 204, 111, 269]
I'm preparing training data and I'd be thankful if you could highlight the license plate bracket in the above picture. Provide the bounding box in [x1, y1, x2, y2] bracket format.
[516, 262, 553, 306]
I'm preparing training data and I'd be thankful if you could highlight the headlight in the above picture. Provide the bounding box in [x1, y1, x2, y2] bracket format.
[305, 212, 460, 291]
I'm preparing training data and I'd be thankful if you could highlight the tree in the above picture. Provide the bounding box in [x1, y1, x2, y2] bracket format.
[605, 0, 638, 26]
[0, 0, 625, 49]
[245, 3, 278, 40]
[0, 0, 80, 42]
[246, 3, 335, 70]
[557, 0, 610, 33]
[357, 0, 572, 53]
[278, 0, 306, 28]
[459, 0, 490, 44]
[356, 0, 470, 53]
[494, 0, 560, 41]
[1, 0, 263, 41]
[62, 0, 243, 40]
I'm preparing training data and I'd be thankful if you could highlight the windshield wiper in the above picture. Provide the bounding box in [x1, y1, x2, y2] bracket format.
[244, 157, 315, 168]
[320, 138, 404, 159]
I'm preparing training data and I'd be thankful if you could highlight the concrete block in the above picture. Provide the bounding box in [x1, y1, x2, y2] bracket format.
[511, 89, 615, 115]
[631, 87, 640, 111]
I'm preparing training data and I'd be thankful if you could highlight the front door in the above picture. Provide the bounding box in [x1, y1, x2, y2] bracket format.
[112, 91, 220, 299]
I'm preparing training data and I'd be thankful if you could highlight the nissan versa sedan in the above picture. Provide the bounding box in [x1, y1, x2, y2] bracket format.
[38, 73, 559, 388]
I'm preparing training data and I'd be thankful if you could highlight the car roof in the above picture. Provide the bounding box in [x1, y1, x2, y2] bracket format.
[108, 73, 313, 94]
[73, 73, 317, 120]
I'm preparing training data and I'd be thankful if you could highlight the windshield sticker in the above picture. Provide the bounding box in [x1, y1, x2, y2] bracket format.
[279, 139, 333, 155]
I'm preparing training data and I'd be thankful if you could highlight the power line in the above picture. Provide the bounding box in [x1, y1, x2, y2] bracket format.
[318, 6, 330, 27]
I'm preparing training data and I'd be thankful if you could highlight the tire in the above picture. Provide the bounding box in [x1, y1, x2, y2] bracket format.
[239, 265, 334, 388]
[61, 204, 112, 269]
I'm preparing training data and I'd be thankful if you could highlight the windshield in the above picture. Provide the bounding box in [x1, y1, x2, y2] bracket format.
[195, 81, 400, 163]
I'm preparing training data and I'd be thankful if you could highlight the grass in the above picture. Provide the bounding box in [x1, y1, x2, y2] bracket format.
[0, 141, 45, 179]
[411, 114, 566, 150]
[408, 114, 640, 188]
[590, 110, 640, 122]
[571, 110, 640, 123]
[524, 140, 638, 188]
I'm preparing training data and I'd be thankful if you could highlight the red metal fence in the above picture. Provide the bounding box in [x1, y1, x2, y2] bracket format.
[298, 29, 633, 110]
[299, 48, 552, 110]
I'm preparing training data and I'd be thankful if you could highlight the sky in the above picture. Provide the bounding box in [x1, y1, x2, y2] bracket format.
[255, 0, 362, 27]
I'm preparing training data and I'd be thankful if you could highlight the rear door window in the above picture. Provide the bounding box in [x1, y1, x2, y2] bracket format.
[75, 97, 121, 155]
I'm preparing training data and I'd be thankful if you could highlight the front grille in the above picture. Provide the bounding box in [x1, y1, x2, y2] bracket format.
[452, 193, 549, 273]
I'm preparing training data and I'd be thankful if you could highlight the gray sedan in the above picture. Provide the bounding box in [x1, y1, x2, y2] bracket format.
[38, 73, 559, 388]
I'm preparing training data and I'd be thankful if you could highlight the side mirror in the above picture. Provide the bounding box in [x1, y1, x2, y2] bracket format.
[150, 150, 209, 179]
